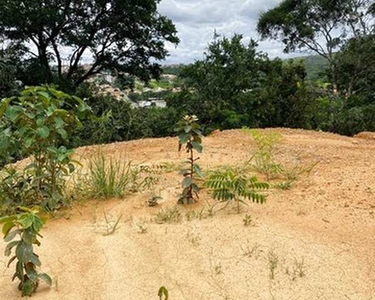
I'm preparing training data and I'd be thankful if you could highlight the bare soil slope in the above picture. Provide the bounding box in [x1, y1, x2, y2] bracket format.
[1, 128, 375, 300]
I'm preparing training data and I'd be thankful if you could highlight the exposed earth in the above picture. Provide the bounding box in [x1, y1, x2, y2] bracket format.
[1, 128, 375, 299]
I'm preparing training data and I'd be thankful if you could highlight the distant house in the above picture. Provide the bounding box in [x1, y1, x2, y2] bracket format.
[137, 98, 167, 108]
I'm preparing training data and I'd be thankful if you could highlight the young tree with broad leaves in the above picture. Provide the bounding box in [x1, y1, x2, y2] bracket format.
[0, 0, 179, 88]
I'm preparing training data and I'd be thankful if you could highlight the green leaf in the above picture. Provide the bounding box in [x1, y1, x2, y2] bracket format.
[4, 229, 22, 242]
[26, 268, 38, 282]
[0, 97, 12, 117]
[36, 126, 50, 138]
[0, 216, 16, 224]
[182, 177, 192, 188]
[21, 279, 36, 296]
[2, 221, 15, 236]
[57, 128, 68, 139]
[29, 254, 41, 267]
[5, 106, 24, 122]
[193, 164, 204, 178]
[38, 273, 52, 286]
[7, 255, 17, 268]
[191, 141, 202, 153]
[18, 214, 34, 229]
[24, 137, 34, 148]
[32, 216, 44, 233]
[158, 286, 169, 300]
[5, 241, 19, 256]
[178, 133, 189, 144]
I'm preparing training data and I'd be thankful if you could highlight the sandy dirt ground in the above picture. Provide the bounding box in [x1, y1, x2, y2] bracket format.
[1, 128, 375, 300]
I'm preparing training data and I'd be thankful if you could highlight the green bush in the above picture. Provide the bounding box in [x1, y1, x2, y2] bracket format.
[0, 86, 90, 211]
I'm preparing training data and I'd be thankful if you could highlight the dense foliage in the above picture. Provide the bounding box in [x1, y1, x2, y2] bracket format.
[0, 0, 179, 89]
[0, 86, 89, 212]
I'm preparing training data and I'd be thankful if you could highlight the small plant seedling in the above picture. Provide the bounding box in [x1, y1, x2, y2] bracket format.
[175, 115, 204, 204]
[148, 195, 163, 207]
[158, 286, 169, 300]
[293, 257, 306, 279]
[214, 262, 222, 275]
[155, 207, 181, 224]
[241, 243, 261, 258]
[0, 207, 52, 297]
[206, 203, 217, 217]
[274, 180, 293, 190]
[205, 166, 269, 213]
[134, 219, 148, 234]
[185, 208, 205, 221]
[102, 211, 123, 236]
[268, 250, 279, 280]
[243, 214, 253, 226]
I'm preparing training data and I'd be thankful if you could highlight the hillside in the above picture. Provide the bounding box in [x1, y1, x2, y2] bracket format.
[1, 128, 375, 299]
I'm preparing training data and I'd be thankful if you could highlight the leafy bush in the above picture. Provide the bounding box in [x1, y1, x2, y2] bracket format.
[205, 166, 269, 213]
[0, 168, 35, 215]
[175, 115, 204, 204]
[0, 207, 51, 297]
[0, 86, 90, 211]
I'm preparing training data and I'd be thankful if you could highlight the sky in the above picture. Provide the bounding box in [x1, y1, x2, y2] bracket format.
[157, 0, 295, 64]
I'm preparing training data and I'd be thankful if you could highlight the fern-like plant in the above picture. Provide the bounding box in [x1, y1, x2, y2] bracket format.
[175, 115, 204, 204]
[0, 207, 51, 296]
[205, 167, 269, 213]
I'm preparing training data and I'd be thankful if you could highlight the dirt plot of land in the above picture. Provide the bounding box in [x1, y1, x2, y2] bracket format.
[1, 128, 375, 299]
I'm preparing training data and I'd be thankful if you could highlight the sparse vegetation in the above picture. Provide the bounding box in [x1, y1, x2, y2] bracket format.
[155, 207, 181, 224]
[244, 128, 283, 180]
[268, 250, 279, 280]
[242, 214, 253, 226]
[102, 211, 123, 236]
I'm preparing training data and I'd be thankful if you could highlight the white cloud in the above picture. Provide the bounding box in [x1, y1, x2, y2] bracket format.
[158, 0, 291, 64]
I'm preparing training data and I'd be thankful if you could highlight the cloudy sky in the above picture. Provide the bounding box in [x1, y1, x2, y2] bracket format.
[157, 0, 295, 64]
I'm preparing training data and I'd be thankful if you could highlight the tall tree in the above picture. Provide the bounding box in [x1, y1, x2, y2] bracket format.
[334, 34, 375, 105]
[180, 34, 264, 128]
[257, 0, 374, 92]
[0, 0, 179, 88]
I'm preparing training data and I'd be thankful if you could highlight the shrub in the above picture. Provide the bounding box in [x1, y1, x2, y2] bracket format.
[0, 86, 90, 211]
[0, 207, 51, 297]
[0, 168, 35, 215]
[175, 115, 204, 204]
[205, 166, 269, 213]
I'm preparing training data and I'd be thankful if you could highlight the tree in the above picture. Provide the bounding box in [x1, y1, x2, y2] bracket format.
[0, 0, 179, 88]
[178, 34, 311, 131]
[180, 34, 264, 130]
[334, 34, 375, 104]
[257, 0, 374, 92]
